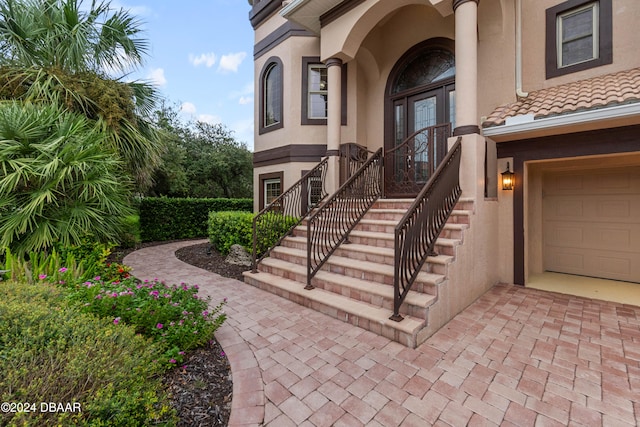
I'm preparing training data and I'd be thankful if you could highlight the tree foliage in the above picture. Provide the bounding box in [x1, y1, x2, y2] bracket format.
[0, 102, 134, 256]
[0, 0, 162, 191]
[150, 104, 253, 199]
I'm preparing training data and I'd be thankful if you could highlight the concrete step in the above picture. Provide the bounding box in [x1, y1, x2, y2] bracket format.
[243, 269, 428, 347]
[252, 256, 436, 318]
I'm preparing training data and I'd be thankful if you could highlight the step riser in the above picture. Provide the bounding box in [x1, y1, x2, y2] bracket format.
[256, 263, 431, 318]
[244, 273, 421, 347]
[261, 254, 439, 295]
[311, 278, 427, 319]
[371, 200, 472, 211]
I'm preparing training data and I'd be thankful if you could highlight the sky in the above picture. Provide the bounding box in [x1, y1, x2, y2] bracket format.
[112, 0, 256, 150]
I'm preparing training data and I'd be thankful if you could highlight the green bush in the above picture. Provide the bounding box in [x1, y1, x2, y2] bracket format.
[209, 211, 298, 256]
[140, 197, 252, 241]
[67, 277, 226, 367]
[254, 212, 299, 257]
[0, 281, 177, 426]
[208, 211, 253, 255]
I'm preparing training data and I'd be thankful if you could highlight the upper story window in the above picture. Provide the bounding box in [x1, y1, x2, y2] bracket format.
[260, 57, 283, 134]
[546, 0, 612, 79]
[308, 65, 328, 119]
[302, 57, 328, 125]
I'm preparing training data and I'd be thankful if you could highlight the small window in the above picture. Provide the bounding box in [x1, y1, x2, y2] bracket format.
[259, 172, 283, 210]
[259, 57, 283, 134]
[264, 178, 281, 205]
[546, 0, 612, 79]
[557, 3, 598, 68]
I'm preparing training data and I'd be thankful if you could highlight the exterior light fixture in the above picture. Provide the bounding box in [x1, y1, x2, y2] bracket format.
[502, 162, 514, 190]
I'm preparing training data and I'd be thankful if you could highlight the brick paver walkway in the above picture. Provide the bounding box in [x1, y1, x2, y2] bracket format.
[124, 240, 640, 426]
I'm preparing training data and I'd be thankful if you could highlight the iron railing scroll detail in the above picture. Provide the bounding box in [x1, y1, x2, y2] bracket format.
[339, 143, 373, 185]
[251, 158, 329, 273]
[306, 148, 383, 289]
[390, 137, 462, 321]
[385, 123, 452, 197]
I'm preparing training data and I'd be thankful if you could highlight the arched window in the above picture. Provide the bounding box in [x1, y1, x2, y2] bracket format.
[260, 57, 283, 134]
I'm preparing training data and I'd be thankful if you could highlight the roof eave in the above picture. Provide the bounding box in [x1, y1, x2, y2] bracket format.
[483, 103, 640, 143]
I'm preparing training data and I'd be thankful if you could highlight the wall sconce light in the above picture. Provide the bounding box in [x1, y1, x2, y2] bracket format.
[502, 162, 514, 190]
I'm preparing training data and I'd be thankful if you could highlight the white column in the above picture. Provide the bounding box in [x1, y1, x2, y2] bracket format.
[453, 0, 479, 136]
[325, 58, 343, 194]
[452, 0, 482, 200]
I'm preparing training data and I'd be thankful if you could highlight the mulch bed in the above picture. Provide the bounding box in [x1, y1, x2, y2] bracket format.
[114, 240, 248, 426]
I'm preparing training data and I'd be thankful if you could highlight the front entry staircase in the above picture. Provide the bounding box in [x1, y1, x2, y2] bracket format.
[243, 197, 474, 348]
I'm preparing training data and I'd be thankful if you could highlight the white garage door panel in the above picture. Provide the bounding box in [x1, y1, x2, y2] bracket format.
[543, 167, 640, 283]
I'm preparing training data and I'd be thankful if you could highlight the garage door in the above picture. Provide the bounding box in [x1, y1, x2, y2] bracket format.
[543, 167, 640, 283]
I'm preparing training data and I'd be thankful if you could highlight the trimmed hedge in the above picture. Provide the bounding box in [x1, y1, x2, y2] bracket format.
[140, 197, 252, 241]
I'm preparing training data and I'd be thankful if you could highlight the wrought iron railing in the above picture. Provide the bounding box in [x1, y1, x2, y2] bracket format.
[251, 158, 329, 273]
[390, 137, 462, 321]
[339, 142, 373, 185]
[306, 149, 383, 289]
[385, 123, 451, 197]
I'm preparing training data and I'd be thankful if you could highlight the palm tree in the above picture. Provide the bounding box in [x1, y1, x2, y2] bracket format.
[0, 0, 162, 190]
[0, 101, 134, 256]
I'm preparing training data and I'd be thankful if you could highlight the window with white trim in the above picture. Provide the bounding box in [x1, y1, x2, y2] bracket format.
[557, 2, 598, 68]
[545, 0, 612, 79]
[307, 64, 328, 120]
[264, 178, 281, 206]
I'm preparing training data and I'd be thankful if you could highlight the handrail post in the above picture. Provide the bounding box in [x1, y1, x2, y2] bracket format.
[390, 138, 462, 321]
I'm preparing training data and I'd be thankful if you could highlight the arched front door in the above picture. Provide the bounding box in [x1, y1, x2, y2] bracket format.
[385, 39, 455, 197]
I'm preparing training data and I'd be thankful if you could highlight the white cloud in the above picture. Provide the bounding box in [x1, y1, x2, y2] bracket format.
[147, 68, 167, 86]
[180, 102, 197, 115]
[218, 52, 247, 73]
[189, 53, 217, 68]
[238, 96, 253, 105]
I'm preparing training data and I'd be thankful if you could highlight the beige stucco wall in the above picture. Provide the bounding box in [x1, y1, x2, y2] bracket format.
[521, 0, 640, 91]
[254, 36, 328, 153]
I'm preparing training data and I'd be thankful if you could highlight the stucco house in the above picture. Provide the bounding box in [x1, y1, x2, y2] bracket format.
[244, 0, 640, 348]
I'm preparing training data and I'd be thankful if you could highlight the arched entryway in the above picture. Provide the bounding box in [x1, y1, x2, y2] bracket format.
[384, 38, 455, 197]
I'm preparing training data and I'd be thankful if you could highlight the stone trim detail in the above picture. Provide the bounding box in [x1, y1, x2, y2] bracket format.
[453, 125, 481, 136]
[452, 0, 479, 11]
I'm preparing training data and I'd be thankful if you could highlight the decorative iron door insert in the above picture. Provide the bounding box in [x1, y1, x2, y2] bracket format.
[385, 122, 452, 198]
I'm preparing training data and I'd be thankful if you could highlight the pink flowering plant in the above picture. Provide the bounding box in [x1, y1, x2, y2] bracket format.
[68, 277, 226, 366]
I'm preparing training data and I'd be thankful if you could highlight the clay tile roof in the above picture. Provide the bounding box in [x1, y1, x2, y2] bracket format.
[482, 68, 640, 128]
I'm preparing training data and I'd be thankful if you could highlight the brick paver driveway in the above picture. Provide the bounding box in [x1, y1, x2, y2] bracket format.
[124, 240, 640, 426]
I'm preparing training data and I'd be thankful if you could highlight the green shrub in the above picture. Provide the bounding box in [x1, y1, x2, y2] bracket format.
[140, 197, 252, 241]
[208, 211, 299, 257]
[67, 277, 226, 367]
[0, 281, 177, 426]
[208, 211, 254, 255]
[254, 212, 299, 257]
